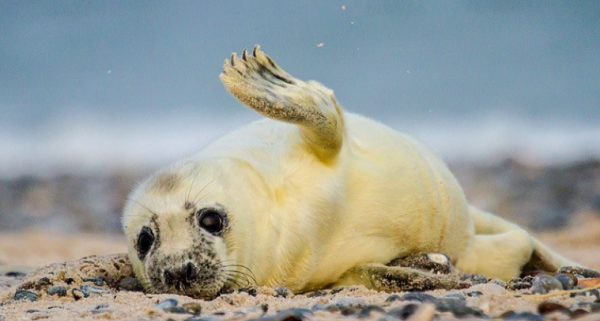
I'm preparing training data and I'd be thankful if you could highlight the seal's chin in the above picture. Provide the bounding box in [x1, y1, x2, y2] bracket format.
[154, 278, 225, 300]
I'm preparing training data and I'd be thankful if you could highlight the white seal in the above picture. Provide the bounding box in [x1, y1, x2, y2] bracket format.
[122, 46, 577, 299]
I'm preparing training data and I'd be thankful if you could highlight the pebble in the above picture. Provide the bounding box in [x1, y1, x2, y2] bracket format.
[506, 276, 534, 291]
[83, 277, 105, 286]
[537, 301, 567, 315]
[570, 309, 589, 318]
[36, 277, 51, 288]
[72, 288, 88, 300]
[386, 304, 419, 319]
[81, 285, 109, 295]
[118, 277, 144, 292]
[435, 297, 484, 318]
[466, 291, 483, 297]
[65, 278, 75, 285]
[531, 274, 563, 294]
[46, 285, 67, 297]
[182, 302, 202, 315]
[154, 298, 178, 310]
[305, 290, 327, 298]
[274, 286, 293, 298]
[13, 290, 39, 302]
[256, 308, 313, 321]
[569, 286, 600, 299]
[5, 271, 27, 278]
[239, 287, 258, 296]
[554, 274, 576, 290]
[399, 292, 437, 303]
[357, 305, 385, 318]
[501, 311, 544, 320]
[164, 306, 191, 314]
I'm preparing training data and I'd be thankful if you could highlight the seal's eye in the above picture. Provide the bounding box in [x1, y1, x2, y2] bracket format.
[198, 209, 224, 234]
[136, 226, 154, 257]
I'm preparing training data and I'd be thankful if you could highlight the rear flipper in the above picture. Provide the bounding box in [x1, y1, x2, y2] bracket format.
[456, 206, 579, 280]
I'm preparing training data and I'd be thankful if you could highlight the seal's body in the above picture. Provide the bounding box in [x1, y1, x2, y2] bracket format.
[123, 46, 575, 299]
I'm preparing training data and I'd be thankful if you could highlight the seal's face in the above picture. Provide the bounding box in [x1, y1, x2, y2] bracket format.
[122, 163, 252, 300]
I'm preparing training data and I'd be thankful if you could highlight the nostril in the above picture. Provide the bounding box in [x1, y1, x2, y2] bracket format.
[185, 262, 197, 280]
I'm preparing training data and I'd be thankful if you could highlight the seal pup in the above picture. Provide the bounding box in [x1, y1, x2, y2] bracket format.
[122, 46, 577, 299]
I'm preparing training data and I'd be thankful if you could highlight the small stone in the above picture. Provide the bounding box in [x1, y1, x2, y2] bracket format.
[83, 277, 105, 286]
[385, 294, 402, 302]
[489, 278, 506, 287]
[590, 303, 600, 312]
[387, 304, 419, 319]
[36, 277, 51, 288]
[570, 309, 589, 318]
[357, 305, 385, 318]
[569, 286, 600, 299]
[460, 273, 488, 285]
[272, 308, 312, 321]
[46, 286, 67, 297]
[81, 285, 108, 295]
[13, 290, 39, 302]
[554, 274, 576, 290]
[531, 274, 563, 294]
[154, 298, 178, 310]
[435, 297, 485, 318]
[330, 287, 345, 295]
[506, 276, 534, 291]
[399, 292, 437, 303]
[442, 293, 466, 301]
[182, 302, 202, 315]
[95, 304, 109, 309]
[306, 290, 327, 297]
[65, 278, 75, 285]
[502, 311, 544, 320]
[5, 271, 26, 278]
[164, 306, 191, 314]
[558, 266, 600, 278]
[537, 301, 567, 315]
[274, 286, 293, 298]
[579, 277, 600, 288]
[239, 287, 258, 296]
[466, 291, 483, 297]
[72, 288, 88, 300]
[118, 278, 144, 292]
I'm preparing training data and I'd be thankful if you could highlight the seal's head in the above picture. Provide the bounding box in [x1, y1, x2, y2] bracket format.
[122, 158, 261, 299]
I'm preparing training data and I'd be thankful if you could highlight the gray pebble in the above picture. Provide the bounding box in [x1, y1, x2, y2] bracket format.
[435, 297, 485, 318]
[13, 290, 38, 302]
[357, 305, 385, 318]
[305, 290, 327, 298]
[239, 287, 258, 296]
[164, 306, 191, 314]
[118, 277, 144, 292]
[386, 304, 419, 320]
[253, 308, 312, 321]
[154, 298, 178, 310]
[83, 277, 105, 286]
[81, 285, 108, 295]
[466, 291, 483, 297]
[554, 274, 575, 290]
[531, 274, 563, 294]
[95, 304, 109, 309]
[569, 286, 600, 299]
[442, 293, 466, 301]
[399, 292, 437, 303]
[274, 286, 293, 298]
[5, 271, 27, 278]
[502, 311, 544, 320]
[46, 286, 67, 297]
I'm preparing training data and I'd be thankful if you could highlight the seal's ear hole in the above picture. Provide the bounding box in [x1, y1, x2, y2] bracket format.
[197, 209, 224, 235]
[136, 226, 155, 258]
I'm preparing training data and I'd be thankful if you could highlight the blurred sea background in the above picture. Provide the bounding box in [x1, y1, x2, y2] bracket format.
[1, 1, 599, 235]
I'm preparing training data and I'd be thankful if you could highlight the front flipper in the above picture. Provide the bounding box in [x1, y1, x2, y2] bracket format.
[336, 263, 459, 292]
[220, 46, 344, 162]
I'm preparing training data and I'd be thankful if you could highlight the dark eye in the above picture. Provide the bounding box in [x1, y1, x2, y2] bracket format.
[198, 209, 224, 234]
[136, 226, 154, 257]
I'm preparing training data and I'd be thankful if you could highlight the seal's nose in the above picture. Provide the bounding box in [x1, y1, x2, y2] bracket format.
[164, 262, 197, 285]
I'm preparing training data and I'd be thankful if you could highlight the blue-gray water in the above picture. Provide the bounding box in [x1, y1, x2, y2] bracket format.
[2, 1, 599, 177]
